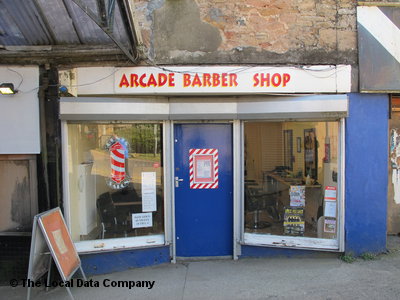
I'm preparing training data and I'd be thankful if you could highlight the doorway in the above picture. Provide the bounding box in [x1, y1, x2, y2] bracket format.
[174, 124, 233, 257]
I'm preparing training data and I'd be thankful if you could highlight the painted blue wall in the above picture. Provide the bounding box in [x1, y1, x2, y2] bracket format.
[80, 246, 170, 276]
[345, 93, 388, 255]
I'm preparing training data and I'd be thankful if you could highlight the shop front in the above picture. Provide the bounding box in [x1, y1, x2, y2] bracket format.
[59, 65, 388, 275]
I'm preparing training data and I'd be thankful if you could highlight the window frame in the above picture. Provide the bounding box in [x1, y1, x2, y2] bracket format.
[240, 119, 345, 252]
[61, 120, 169, 253]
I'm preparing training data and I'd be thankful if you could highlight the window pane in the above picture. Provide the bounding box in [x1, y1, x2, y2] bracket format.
[244, 121, 339, 239]
[67, 123, 164, 242]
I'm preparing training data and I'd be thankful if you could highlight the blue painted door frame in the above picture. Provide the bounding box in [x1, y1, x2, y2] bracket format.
[174, 124, 233, 257]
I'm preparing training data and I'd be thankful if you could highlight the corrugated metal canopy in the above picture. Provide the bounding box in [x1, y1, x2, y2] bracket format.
[0, 0, 139, 65]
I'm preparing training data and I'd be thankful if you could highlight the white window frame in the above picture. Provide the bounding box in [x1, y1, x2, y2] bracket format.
[61, 120, 170, 253]
[240, 118, 345, 252]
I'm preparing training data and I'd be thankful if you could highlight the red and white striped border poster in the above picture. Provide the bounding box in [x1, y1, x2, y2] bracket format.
[189, 148, 219, 189]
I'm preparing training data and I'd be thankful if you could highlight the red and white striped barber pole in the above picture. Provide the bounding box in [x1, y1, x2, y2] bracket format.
[105, 137, 130, 189]
[110, 141, 126, 184]
[189, 148, 218, 189]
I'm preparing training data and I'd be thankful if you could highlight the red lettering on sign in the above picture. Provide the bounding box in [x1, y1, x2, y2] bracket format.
[253, 73, 291, 88]
[183, 74, 191, 87]
[260, 73, 270, 87]
[169, 73, 175, 87]
[212, 73, 220, 87]
[229, 74, 238, 87]
[147, 74, 157, 87]
[139, 74, 147, 87]
[221, 73, 228, 87]
[120, 71, 288, 89]
[271, 73, 281, 87]
[182, 72, 239, 88]
[158, 73, 167, 87]
[119, 72, 176, 88]
[253, 74, 259, 87]
[119, 74, 129, 88]
[203, 73, 212, 87]
[130, 74, 139, 87]
[283, 73, 291, 87]
[192, 74, 202, 87]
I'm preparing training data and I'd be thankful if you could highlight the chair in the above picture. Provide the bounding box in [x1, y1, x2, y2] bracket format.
[245, 186, 280, 229]
[96, 192, 130, 239]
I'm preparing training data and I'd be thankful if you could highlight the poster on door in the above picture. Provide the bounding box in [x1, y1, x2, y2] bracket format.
[189, 148, 219, 189]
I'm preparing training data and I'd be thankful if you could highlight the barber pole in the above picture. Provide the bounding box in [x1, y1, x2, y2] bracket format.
[189, 148, 219, 189]
[110, 142, 126, 183]
[105, 137, 130, 189]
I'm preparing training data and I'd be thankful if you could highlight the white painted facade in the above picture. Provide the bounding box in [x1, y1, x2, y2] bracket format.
[0, 66, 40, 154]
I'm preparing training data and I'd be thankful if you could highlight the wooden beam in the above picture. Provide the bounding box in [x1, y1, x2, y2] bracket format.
[0, 45, 130, 65]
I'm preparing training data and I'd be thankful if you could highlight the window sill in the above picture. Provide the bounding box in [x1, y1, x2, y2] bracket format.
[243, 232, 339, 251]
[74, 234, 165, 254]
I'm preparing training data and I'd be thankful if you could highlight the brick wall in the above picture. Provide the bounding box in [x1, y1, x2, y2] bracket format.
[134, 0, 357, 65]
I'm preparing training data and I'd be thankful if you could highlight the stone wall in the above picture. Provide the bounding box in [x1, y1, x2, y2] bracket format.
[134, 0, 357, 66]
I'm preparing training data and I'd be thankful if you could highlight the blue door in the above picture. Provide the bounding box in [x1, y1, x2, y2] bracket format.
[174, 124, 233, 257]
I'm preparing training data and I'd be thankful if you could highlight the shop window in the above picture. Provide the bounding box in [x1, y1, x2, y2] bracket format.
[244, 121, 339, 244]
[67, 123, 164, 243]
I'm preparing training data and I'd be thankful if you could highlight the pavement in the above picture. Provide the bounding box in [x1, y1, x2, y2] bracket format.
[2, 235, 400, 300]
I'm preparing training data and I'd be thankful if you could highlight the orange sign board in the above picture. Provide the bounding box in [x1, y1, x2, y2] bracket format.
[38, 208, 80, 280]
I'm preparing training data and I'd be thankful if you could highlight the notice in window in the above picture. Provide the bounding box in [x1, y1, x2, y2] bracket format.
[324, 217, 336, 233]
[289, 185, 305, 207]
[324, 200, 337, 218]
[324, 186, 337, 201]
[142, 172, 157, 212]
[283, 207, 305, 236]
[132, 212, 153, 228]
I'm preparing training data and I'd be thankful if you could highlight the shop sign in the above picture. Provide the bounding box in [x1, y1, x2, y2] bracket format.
[112, 65, 351, 95]
[189, 148, 219, 189]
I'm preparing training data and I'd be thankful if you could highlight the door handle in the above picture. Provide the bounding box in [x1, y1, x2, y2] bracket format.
[175, 176, 184, 187]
